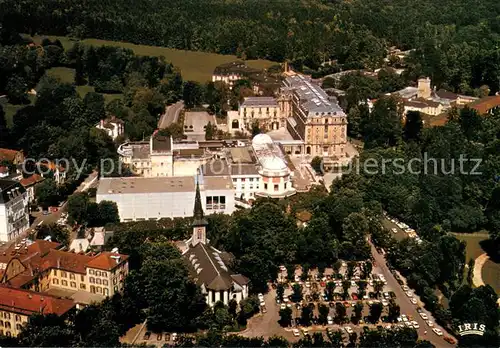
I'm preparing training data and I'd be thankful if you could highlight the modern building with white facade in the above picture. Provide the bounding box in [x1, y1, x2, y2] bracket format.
[96, 174, 235, 222]
[179, 180, 249, 307]
[95, 116, 125, 141]
[0, 180, 29, 242]
[202, 134, 296, 201]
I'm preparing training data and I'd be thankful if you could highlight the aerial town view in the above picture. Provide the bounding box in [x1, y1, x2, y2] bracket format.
[0, 0, 499, 347]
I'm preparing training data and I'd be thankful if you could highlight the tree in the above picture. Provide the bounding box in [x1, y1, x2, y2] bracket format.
[18, 314, 74, 347]
[334, 302, 346, 324]
[35, 179, 59, 208]
[0, 105, 9, 147]
[311, 156, 323, 174]
[205, 121, 216, 140]
[291, 283, 303, 303]
[318, 303, 329, 325]
[326, 329, 343, 347]
[183, 81, 203, 108]
[67, 192, 90, 225]
[387, 299, 400, 322]
[278, 307, 292, 327]
[368, 302, 383, 323]
[341, 280, 350, 300]
[352, 301, 364, 323]
[300, 305, 313, 326]
[357, 280, 367, 299]
[276, 283, 285, 302]
[374, 281, 384, 297]
[97, 200, 120, 225]
[346, 261, 356, 279]
[361, 261, 372, 279]
[35, 223, 70, 246]
[363, 96, 403, 149]
[403, 110, 423, 142]
[251, 120, 261, 137]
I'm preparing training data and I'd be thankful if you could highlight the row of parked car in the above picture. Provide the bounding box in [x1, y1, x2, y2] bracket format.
[385, 213, 423, 244]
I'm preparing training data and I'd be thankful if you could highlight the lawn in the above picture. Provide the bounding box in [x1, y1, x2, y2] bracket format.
[46, 67, 76, 84]
[31, 35, 276, 83]
[453, 232, 500, 294]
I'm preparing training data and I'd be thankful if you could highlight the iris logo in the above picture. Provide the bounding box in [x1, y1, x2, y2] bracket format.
[457, 323, 486, 336]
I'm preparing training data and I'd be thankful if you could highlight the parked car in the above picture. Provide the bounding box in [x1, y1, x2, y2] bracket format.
[165, 334, 170, 341]
[381, 299, 389, 306]
[280, 304, 286, 310]
[391, 228, 398, 234]
[410, 298, 418, 305]
[405, 291, 413, 297]
[419, 312, 428, 320]
[402, 285, 409, 291]
[426, 320, 434, 327]
[157, 334, 162, 341]
[302, 328, 309, 336]
[143, 332, 151, 340]
[344, 326, 354, 334]
[432, 328, 443, 336]
[258, 293, 264, 301]
[411, 321, 419, 329]
[172, 333, 177, 342]
[293, 329, 300, 337]
[327, 316, 333, 325]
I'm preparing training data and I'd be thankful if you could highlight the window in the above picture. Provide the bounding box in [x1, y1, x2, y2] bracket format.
[97, 287, 102, 294]
[16, 324, 22, 331]
[61, 280, 68, 286]
[81, 275, 85, 282]
[103, 280, 108, 286]
[90, 285, 95, 293]
[241, 178, 245, 182]
[0, 320, 3, 327]
[69, 273, 75, 280]
[89, 269, 95, 275]
[15, 315, 20, 322]
[102, 272, 107, 277]
[52, 278, 59, 285]
[70, 282, 76, 288]
[274, 184, 279, 192]
[104, 288, 109, 296]
[80, 284, 86, 290]
[5, 322, 11, 328]
[90, 277, 95, 284]
[61, 271, 67, 278]
[6, 331, 11, 337]
[96, 271, 101, 277]
[53, 270, 58, 277]
[264, 183, 268, 190]
[96, 278, 102, 285]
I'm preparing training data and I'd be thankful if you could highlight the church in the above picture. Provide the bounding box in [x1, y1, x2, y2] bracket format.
[179, 177, 249, 307]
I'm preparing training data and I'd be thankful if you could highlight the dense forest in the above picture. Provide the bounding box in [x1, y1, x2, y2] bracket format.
[1, 0, 499, 93]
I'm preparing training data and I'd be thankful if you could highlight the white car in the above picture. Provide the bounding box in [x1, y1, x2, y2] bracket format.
[279, 265, 286, 272]
[344, 326, 354, 334]
[410, 298, 418, 305]
[432, 328, 443, 336]
[305, 282, 311, 288]
[172, 333, 177, 342]
[402, 285, 409, 291]
[391, 228, 398, 234]
[260, 300, 265, 307]
[397, 316, 403, 323]
[280, 304, 286, 310]
[302, 328, 309, 336]
[381, 299, 389, 306]
[383, 292, 390, 299]
[426, 320, 434, 327]
[401, 315, 408, 322]
[406, 291, 413, 297]
[295, 275, 300, 282]
[411, 321, 419, 329]
[327, 316, 333, 325]
[404, 321, 412, 328]
[419, 312, 428, 320]
[351, 280, 357, 288]
[293, 329, 300, 337]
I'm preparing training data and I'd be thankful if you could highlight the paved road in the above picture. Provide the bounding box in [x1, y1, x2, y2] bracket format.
[370, 241, 454, 347]
[158, 101, 184, 129]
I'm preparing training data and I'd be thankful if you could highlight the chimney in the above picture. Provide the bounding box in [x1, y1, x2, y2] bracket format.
[57, 257, 61, 269]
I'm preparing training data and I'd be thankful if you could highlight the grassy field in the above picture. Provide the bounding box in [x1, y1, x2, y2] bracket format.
[453, 232, 500, 294]
[46, 67, 76, 84]
[32, 35, 276, 83]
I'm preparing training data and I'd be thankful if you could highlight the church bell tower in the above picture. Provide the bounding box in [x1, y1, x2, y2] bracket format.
[191, 177, 208, 246]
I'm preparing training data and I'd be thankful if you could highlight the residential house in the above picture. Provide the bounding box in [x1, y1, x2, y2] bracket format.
[95, 116, 125, 141]
[19, 174, 45, 203]
[469, 95, 500, 115]
[0, 286, 75, 337]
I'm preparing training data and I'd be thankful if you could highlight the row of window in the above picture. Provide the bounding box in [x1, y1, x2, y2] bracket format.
[89, 277, 109, 286]
[0, 321, 22, 330]
[88, 269, 108, 277]
[90, 285, 109, 296]
[232, 178, 257, 182]
[56, 270, 85, 282]
[52, 278, 86, 289]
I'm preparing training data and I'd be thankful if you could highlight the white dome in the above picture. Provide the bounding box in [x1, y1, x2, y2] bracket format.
[261, 156, 288, 171]
[252, 133, 273, 146]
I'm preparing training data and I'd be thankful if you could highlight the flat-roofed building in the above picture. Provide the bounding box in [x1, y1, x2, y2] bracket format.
[0, 286, 75, 337]
[96, 174, 235, 221]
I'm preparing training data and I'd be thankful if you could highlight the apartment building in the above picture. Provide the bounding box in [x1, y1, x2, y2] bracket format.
[0, 179, 30, 243]
[0, 286, 75, 337]
[0, 240, 129, 303]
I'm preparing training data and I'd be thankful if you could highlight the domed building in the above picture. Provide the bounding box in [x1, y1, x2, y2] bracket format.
[251, 134, 296, 198]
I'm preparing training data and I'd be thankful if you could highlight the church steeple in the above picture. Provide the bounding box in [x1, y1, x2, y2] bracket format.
[191, 176, 208, 246]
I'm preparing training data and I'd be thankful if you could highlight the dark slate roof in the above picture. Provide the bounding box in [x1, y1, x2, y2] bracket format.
[434, 89, 458, 100]
[183, 243, 249, 291]
[152, 135, 172, 153]
[0, 179, 26, 204]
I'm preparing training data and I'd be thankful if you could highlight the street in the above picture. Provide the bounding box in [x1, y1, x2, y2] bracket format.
[157, 101, 184, 129]
[369, 241, 454, 347]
